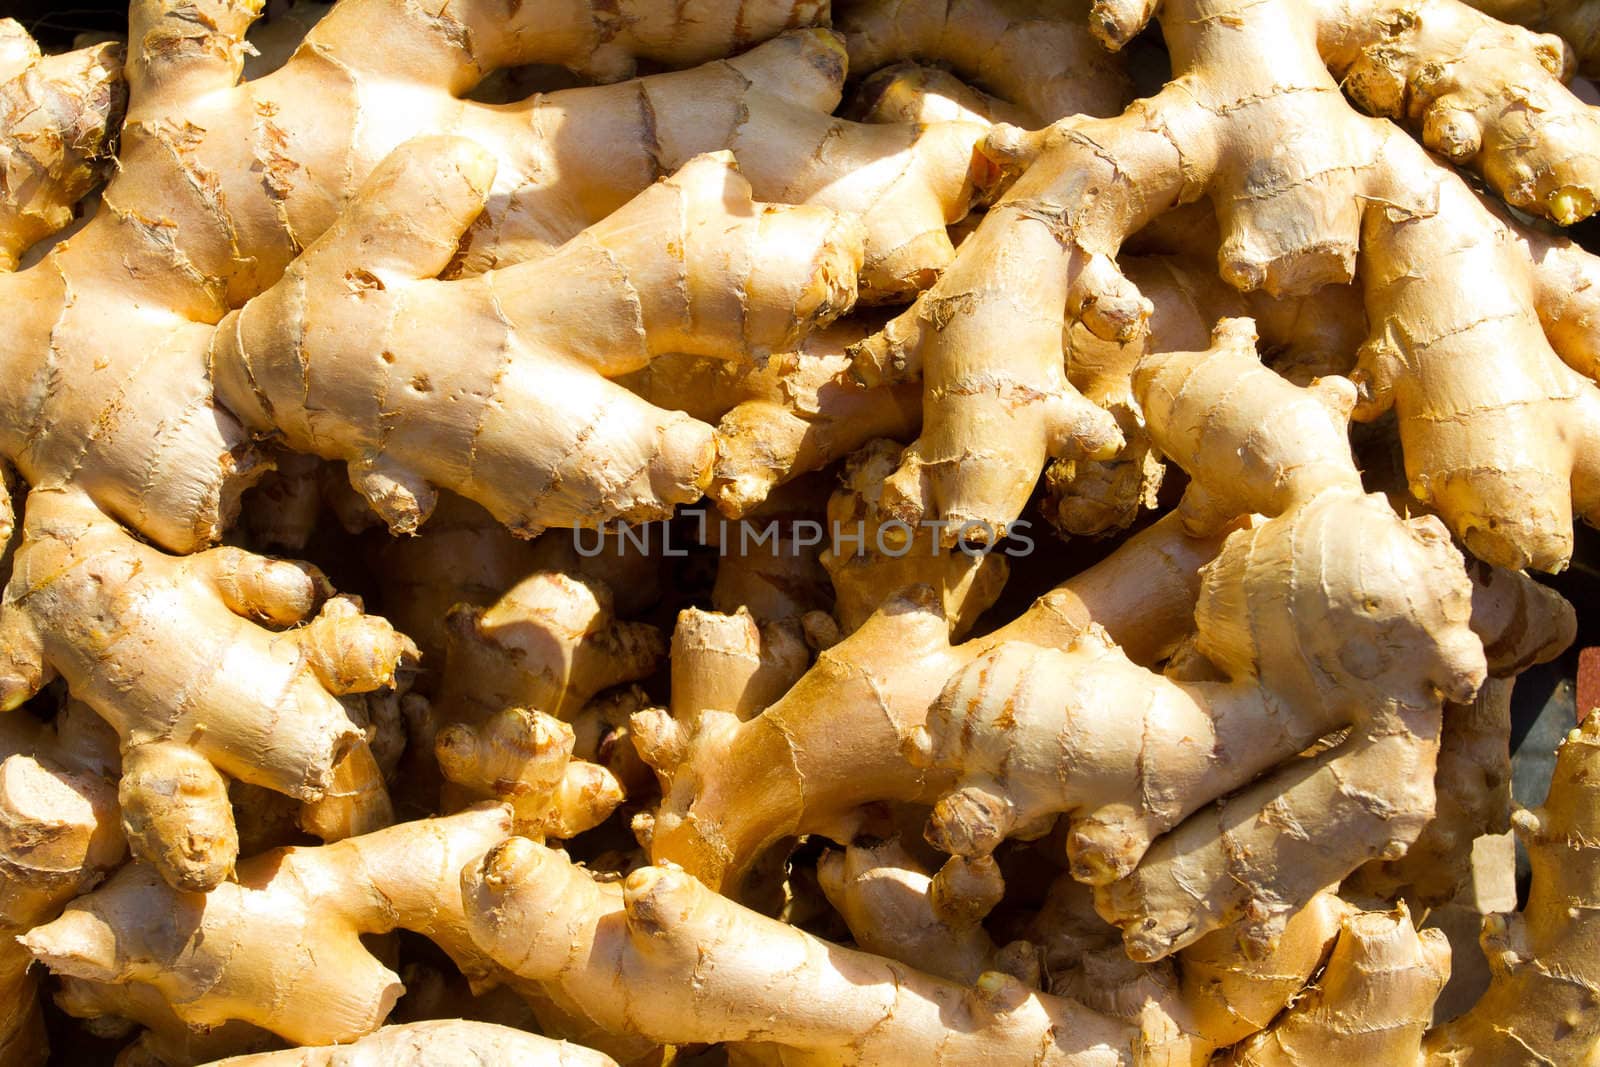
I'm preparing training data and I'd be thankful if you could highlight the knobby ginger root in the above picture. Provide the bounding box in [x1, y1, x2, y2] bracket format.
[640, 510, 1226, 894]
[835, 0, 1132, 122]
[852, 0, 1600, 571]
[0, 25, 125, 269]
[463, 836, 1139, 1065]
[211, 144, 862, 538]
[0, 486, 413, 891]
[25, 805, 513, 1048]
[200, 1020, 618, 1066]
[910, 321, 1568, 960]
[0, 10, 978, 554]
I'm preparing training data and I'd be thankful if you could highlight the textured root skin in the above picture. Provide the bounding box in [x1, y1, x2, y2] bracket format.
[200, 1020, 618, 1066]
[847, 62, 1038, 127]
[464, 837, 1139, 1065]
[909, 323, 1490, 960]
[853, 0, 1600, 570]
[0, 29, 126, 269]
[211, 145, 862, 538]
[1462, 0, 1600, 74]
[835, 0, 1132, 122]
[622, 321, 924, 520]
[641, 513, 1224, 893]
[24, 806, 512, 1047]
[1315, 0, 1600, 224]
[815, 838, 1024, 987]
[1424, 712, 1600, 1064]
[436, 570, 665, 728]
[0, 486, 411, 890]
[0, 20, 972, 552]
[0, 748, 125, 1067]
[1232, 904, 1450, 1065]
[436, 707, 624, 840]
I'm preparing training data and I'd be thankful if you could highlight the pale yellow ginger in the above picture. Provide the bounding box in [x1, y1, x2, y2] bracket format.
[0, 23, 124, 270]
[1464, 0, 1600, 74]
[835, 0, 1132, 122]
[0, 6, 982, 555]
[851, 0, 1600, 571]
[0, 714, 126, 1067]
[901, 321, 1569, 960]
[816, 837, 1030, 986]
[1314, 0, 1600, 224]
[436, 571, 663, 728]
[640, 509, 1228, 894]
[25, 806, 513, 1048]
[0, 487, 412, 891]
[847, 61, 1037, 127]
[620, 320, 923, 518]
[1050, 252, 1367, 537]
[211, 144, 862, 537]
[1424, 711, 1600, 1063]
[200, 1020, 618, 1066]
[463, 836, 1140, 1065]
[436, 707, 624, 840]
[1213, 714, 1600, 1063]
[1232, 905, 1452, 1065]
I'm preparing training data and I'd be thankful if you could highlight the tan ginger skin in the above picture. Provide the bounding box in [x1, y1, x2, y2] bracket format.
[1220, 712, 1600, 1066]
[25, 806, 514, 1048]
[851, 0, 1600, 572]
[4, 2, 1600, 1065]
[0, 3, 988, 555]
[0, 486, 413, 891]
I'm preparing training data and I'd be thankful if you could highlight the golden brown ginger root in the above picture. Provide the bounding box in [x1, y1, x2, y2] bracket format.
[621, 319, 924, 519]
[817, 837, 1039, 986]
[835, 0, 1131, 122]
[24, 806, 513, 1048]
[0, 25, 125, 269]
[212, 144, 862, 538]
[463, 837, 1139, 1065]
[0, 717, 126, 1067]
[640, 510, 1226, 895]
[1313, 0, 1600, 224]
[0, 13, 977, 554]
[437, 571, 663, 728]
[437, 707, 623, 840]
[910, 321, 1498, 960]
[0, 486, 412, 891]
[1463, 0, 1600, 75]
[1424, 711, 1600, 1064]
[200, 1020, 618, 1066]
[1232, 904, 1451, 1065]
[847, 62, 1037, 127]
[851, 0, 1600, 570]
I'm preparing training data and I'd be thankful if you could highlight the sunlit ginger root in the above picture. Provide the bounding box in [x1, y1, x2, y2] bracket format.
[463, 836, 1139, 1065]
[0, 485, 412, 891]
[0, 15, 979, 554]
[0, 22, 125, 269]
[834, 0, 1132, 122]
[640, 507, 1227, 896]
[198, 1020, 619, 1066]
[23, 806, 513, 1048]
[851, 0, 1600, 571]
[620, 319, 924, 519]
[211, 144, 863, 538]
[909, 321, 1500, 960]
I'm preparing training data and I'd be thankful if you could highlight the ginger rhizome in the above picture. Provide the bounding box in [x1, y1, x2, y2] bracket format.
[851, 0, 1600, 572]
[0, 487, 412, 891]
[2, 0, 1600, 1063]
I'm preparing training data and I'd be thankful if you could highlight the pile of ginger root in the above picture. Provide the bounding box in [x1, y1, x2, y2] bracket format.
[4, 0, 1600, 1062]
